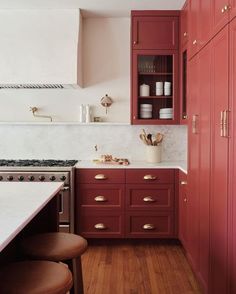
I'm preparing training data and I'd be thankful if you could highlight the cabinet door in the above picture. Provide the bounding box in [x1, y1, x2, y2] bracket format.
[210, 25, 229, 294]
[178, 171, 188, 247]
[198, 0, 212, 46]
[132, 16, 179, 50]
[198, 43, 211, 293]
[229, 16, 236, 294]
[212, 0, 230, 35]
[131, 50, 179, 125]
[180, 46, 188, 123]
[188, 0, 200, 59]
[186, 55, 200, 272]
[181, 0, 189, 47]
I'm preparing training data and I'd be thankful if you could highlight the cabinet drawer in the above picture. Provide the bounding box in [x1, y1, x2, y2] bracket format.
[77, 169, 125, 184]
[126, 184, 174, 210]
[78, 212, 124, 238]
[79, 184, 124, 208]
[126, 212, 174, 238]
[126, 169, 174, 184]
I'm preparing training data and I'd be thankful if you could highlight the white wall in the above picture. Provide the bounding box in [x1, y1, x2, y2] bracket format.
[0, 15, 130, 123]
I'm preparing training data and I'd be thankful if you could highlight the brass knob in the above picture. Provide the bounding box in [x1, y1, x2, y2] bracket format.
[143, 196, 156, 202]
[183, 32, 187, 37]
[184, 198, 187, 202]
[143, 224, 155, 230]
[133, 41, 137, 45]
[94, 174, 107, 180]
[222, 7, 225, 13]
[180, 181, 187, 185]
[94, 196, 107, 202]
[94, 223, 107, 230]
[183, 115, 188, 119]
[193, 39, 197, 45]
[143, 175, 157, 180]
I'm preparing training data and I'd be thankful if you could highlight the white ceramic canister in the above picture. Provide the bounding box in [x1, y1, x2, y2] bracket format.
[146, 145, 161, 163]
[79, 104, 85, 123]
[140, 84, 150, 97]
[85, 104, 91, 123]
[164, 82, 171, 96]
[156, 82, 164, 96]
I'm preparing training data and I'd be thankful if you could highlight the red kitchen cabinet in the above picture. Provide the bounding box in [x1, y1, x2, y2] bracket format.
[188, 0, 212, 60]
[178, 171, 188, 248]
[209, 26, 229, 294]
[131, 49, 179, 124]
[198, 44, 211, 293]
[131, 11, 179, 50]
[180, 45, 188, 123]
[131, 11, 180, 125]
[180, 0, 189, 47]
[212, 0, 232, 35]
[187, 55, 200, 273]
[229, 16, 236, 294]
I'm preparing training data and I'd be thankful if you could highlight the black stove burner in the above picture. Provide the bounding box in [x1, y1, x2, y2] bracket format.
[0, 159, 78, 167]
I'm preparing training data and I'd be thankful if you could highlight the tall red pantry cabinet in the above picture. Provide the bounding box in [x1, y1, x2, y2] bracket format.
[186, 0, 236, 292]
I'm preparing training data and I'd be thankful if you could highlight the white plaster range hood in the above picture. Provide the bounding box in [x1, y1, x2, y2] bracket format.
[0, 9, 82, 89]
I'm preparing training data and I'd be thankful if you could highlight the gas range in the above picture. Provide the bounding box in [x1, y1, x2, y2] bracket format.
[0, 159, 78, 233]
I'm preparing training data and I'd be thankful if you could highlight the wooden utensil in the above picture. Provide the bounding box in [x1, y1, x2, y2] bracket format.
[139, 134, 148, 145]
[147, 134, 153, 145]
[156, 133, 164, 144]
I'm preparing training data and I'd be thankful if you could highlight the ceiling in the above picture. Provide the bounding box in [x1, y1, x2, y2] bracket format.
[0, 0, 185, 17]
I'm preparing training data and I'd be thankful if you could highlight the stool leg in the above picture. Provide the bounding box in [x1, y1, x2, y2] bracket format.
[67, 257, 84, 294]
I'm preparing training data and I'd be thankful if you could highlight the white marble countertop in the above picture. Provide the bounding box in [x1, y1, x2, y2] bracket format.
[76, 160, 187, 174]
[0, 182, 63, 252]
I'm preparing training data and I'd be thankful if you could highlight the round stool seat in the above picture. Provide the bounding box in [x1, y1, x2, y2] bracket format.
[0, 260, 73, 294]
[21, 232, 88, 261]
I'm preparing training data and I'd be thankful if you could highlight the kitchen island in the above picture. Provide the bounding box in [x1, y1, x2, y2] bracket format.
[0, 182, 63, 252]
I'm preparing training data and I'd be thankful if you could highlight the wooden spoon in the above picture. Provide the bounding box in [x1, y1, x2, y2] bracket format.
[156, 133, 164, 144]
[139, 134, 148, 145]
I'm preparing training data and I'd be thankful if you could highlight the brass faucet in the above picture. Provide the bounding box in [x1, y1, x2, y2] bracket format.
[30, 107, 52, 122]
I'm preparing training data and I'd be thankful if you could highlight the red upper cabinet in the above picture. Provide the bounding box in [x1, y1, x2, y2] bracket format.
[188, 0, 212, 59]
[180, 0, 189, 47]
[132, 12, 179, 50]
[212, 0, 231, 34]
[131, 11, 180, 125]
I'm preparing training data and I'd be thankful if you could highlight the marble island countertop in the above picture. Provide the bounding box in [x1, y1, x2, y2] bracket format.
[0, 182, 63, 252]
[75, 160, 187, 174]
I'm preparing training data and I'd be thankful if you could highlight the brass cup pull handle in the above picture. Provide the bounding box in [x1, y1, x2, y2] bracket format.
[143, 224, 155, 230]
[143, 175, 157, 180]
[180, 181, 187, 185]
[94, 196, 107, 202]
[143, 196, 156, 202]
[94, 174, 107, 180]
[94, 223, 107, 230]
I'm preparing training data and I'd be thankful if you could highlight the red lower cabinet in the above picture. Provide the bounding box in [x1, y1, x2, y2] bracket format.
[76, 168, 177, 239]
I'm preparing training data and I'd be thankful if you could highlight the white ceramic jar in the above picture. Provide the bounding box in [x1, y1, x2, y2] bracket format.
[140, 84, 150, 97]
[146, 145, 161, 163]
[156, 82, 164, 96]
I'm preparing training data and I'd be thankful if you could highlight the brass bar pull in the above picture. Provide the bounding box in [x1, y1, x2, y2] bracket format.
[94, 174, 107, 180]
[180, 181, 187, 185]
[94, 223, 107, 230]
[94, 196, 107, 202]
[143, 175, 157, 180]
[192, 114, 198, 134]
[143, 224, 155, 230]
[143, 196, 156, 202]
[223, 110, 230, 138]
[220, 111, 224, 137]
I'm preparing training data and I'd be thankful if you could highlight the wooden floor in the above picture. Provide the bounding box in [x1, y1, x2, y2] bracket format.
[82, 239, 202, 294]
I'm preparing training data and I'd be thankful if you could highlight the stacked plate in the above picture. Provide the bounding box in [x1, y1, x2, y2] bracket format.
[159, 108, 173, 119]
[140, 104, 152, 119]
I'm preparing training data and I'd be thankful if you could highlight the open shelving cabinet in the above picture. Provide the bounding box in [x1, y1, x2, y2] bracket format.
[131, 50, 179, 124]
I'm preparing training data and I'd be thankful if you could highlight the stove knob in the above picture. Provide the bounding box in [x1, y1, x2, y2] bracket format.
[28, 175, 34, 181]
[60, 175, 66, 181]
[39, 175, 45, 182]
[0, 176, 3, 181]
[7, 175, 13, 181]
[18, 175, 24, 181]
[50, 176, 56, 181]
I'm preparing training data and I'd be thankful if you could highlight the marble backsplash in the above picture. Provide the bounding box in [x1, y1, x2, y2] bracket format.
[0, 124, 187, 162]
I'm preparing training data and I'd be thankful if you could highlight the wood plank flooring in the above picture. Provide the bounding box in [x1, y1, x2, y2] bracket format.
[81, 239, 202, 294]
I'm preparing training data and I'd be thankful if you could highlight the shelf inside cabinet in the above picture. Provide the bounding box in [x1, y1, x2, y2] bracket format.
[138, 96, 172, 99]
[138, 72, 173, 76]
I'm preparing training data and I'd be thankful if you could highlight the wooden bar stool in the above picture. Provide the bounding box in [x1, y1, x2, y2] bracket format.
[21, 232, 88, 294]
[0, 260, 73, 294]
